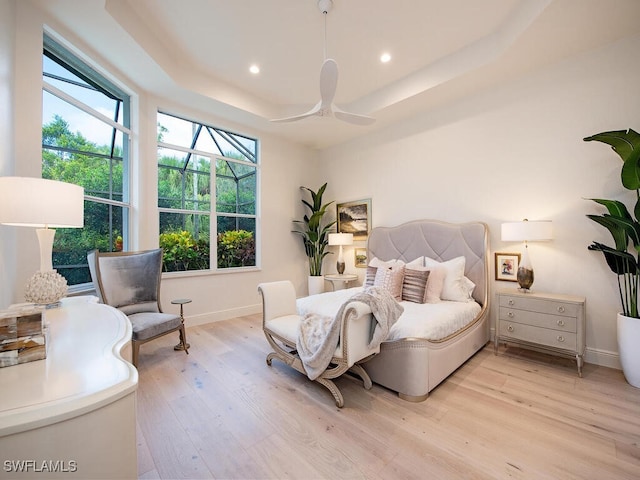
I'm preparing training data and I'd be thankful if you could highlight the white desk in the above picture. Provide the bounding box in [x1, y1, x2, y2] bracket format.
[0, 296, 138, 479]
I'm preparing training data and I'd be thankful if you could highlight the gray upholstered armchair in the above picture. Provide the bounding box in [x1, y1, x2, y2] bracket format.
[87, 248, 189, 367]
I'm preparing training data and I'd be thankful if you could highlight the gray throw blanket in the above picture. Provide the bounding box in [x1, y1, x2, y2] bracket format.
[296, 286, 404, 381]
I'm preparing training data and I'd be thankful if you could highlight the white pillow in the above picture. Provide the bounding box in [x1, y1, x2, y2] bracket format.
[369, 257, 403, 268]
[460, 276, 476, 302]
[423, 256, 473, 302]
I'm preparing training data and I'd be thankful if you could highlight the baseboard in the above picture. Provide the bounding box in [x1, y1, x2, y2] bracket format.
[584, 347, 620, 370]
[491, 327, 621, 370]
[185, 303, 262, 327]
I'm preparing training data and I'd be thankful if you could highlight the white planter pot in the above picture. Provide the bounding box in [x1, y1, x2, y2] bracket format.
[308, 276, 325, 296]
[617, 313, 640, 388]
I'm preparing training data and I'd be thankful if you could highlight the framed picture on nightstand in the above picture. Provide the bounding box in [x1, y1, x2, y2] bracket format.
[354, 248, 367, 268]
[495, 252, 520, 281]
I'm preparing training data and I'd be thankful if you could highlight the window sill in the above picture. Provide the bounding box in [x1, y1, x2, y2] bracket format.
[161, 266, 261, 279]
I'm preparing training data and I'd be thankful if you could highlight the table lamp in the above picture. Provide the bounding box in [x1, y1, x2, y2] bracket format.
[501, 219, 553, 291]
[0, 177, 84, 304]
[328, 233, 353, 275]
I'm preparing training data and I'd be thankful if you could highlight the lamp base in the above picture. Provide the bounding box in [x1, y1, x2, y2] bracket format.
[24, 270, 68, 305]
[517, 266, 534, 291]
[336, 261, 345, 275]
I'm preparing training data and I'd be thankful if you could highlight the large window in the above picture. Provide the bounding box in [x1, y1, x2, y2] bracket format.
[157, 112, 258, 272]
[42, 34, 131, 286]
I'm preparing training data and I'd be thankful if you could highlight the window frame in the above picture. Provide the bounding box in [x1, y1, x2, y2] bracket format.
[157, 111, 260, 275]
[42, 33, 132, 289]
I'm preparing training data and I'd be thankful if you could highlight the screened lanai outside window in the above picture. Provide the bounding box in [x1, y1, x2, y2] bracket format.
[42, 35, 130, 286]
[157, 112, 258, 272]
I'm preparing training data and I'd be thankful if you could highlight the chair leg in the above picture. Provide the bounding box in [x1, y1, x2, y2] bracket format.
[315, 377, 345, 408]
[349, 363, 373, 390]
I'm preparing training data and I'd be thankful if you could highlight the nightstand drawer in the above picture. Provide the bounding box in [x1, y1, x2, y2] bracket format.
[499, 321, 577, 351]
[499, 295, 579, 318]
[499, 307, 577, 333]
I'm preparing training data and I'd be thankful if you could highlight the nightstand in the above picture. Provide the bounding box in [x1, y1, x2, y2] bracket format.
[495, 290, 586, 376]
[324, 273, 358, 291]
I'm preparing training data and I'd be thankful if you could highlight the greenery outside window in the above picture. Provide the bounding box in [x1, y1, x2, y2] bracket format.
[42, 34, 131, 286]
[157, 112, 258, 272]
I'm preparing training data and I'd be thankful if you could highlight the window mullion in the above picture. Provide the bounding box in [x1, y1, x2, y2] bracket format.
[43, 80, 131, 135]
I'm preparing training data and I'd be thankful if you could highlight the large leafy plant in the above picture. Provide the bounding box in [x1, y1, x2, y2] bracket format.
[586, 129, 640, 318]
[292, 183, 336, 276]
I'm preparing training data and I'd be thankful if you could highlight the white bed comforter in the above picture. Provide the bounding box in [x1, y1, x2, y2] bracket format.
[296, 287, 481, 342]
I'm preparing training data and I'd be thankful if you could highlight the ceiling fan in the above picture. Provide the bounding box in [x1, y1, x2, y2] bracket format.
[270, 0, 375, 126]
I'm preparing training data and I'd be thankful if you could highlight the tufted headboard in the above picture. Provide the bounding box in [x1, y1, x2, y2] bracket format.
[367, 220, 490, 305]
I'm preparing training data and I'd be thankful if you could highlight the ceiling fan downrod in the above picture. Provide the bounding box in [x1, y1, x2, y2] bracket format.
[318, 0, 333, 60]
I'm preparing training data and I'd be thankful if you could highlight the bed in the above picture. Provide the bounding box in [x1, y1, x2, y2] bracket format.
[297, 219, 490, 402]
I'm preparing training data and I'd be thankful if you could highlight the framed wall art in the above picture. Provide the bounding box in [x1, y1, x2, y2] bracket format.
[354, 248, 367, 268]
[495, 252, 521, 282]
[336, 198, 371, 240]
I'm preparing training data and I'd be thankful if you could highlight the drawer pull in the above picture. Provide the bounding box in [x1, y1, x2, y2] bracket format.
[507, 325, 514, 332]
[508, 299, 515, 306]
[508, 312, 515, 318]
[557, 306, 565, 313]
[557, 335, 565, 343]
[557, 319, 565, 327]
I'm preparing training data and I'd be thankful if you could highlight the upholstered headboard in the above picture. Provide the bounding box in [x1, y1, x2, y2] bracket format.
[367, 220, 490, 305]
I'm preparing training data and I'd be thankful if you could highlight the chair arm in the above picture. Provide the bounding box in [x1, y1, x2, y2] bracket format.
[257, 281, 298, 323]
[337, 301, 378, 367]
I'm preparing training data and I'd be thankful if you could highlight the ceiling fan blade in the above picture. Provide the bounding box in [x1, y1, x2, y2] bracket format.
[270, 101, 322, 123]
[333, 104, 376, 126]
[319, 58, 338, 108]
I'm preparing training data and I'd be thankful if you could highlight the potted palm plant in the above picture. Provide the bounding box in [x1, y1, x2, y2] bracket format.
[292, 183, 336, 295]
[585, 128, 640, 387]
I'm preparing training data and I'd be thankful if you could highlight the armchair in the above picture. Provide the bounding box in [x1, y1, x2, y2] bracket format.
[88, 248, 189, 367]
[257, 280, 379, 408]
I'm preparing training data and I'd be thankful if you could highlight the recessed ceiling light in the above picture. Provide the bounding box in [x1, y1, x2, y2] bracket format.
[380, 53, 391, 63]
[249, 64, 260, 74]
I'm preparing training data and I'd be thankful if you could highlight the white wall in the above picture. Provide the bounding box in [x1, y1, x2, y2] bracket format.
[3, 0, 318, 323]
[319, 34, 640, 368]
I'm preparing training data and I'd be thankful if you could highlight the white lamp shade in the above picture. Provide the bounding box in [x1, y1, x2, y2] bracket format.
[0, 177, 84, 228]
[328, 233, 354, 246]
[501, 220, 552, 242]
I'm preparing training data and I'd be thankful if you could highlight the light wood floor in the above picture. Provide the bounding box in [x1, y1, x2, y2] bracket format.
[136, 313, 640, 479]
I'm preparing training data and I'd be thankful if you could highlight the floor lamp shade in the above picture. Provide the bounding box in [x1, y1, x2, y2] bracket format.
[328, 233, 353, 275]
[0, 177, 84, 304]
[501, 220, 552, 291]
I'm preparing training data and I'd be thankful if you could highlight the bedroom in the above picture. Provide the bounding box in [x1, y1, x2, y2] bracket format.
[1, 0, 640, 478]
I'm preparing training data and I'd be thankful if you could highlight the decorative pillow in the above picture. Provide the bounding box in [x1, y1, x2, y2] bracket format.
[423, 265, 445, 303]
[424, 256, 473, 302]
[460, 276, 476, 302]
[364, 266, 377, 287]
[369, 257, 403, 268]
[402, 267, 430, 303]
[373, 265, 405, 300]
[366, 257, 403, 288]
